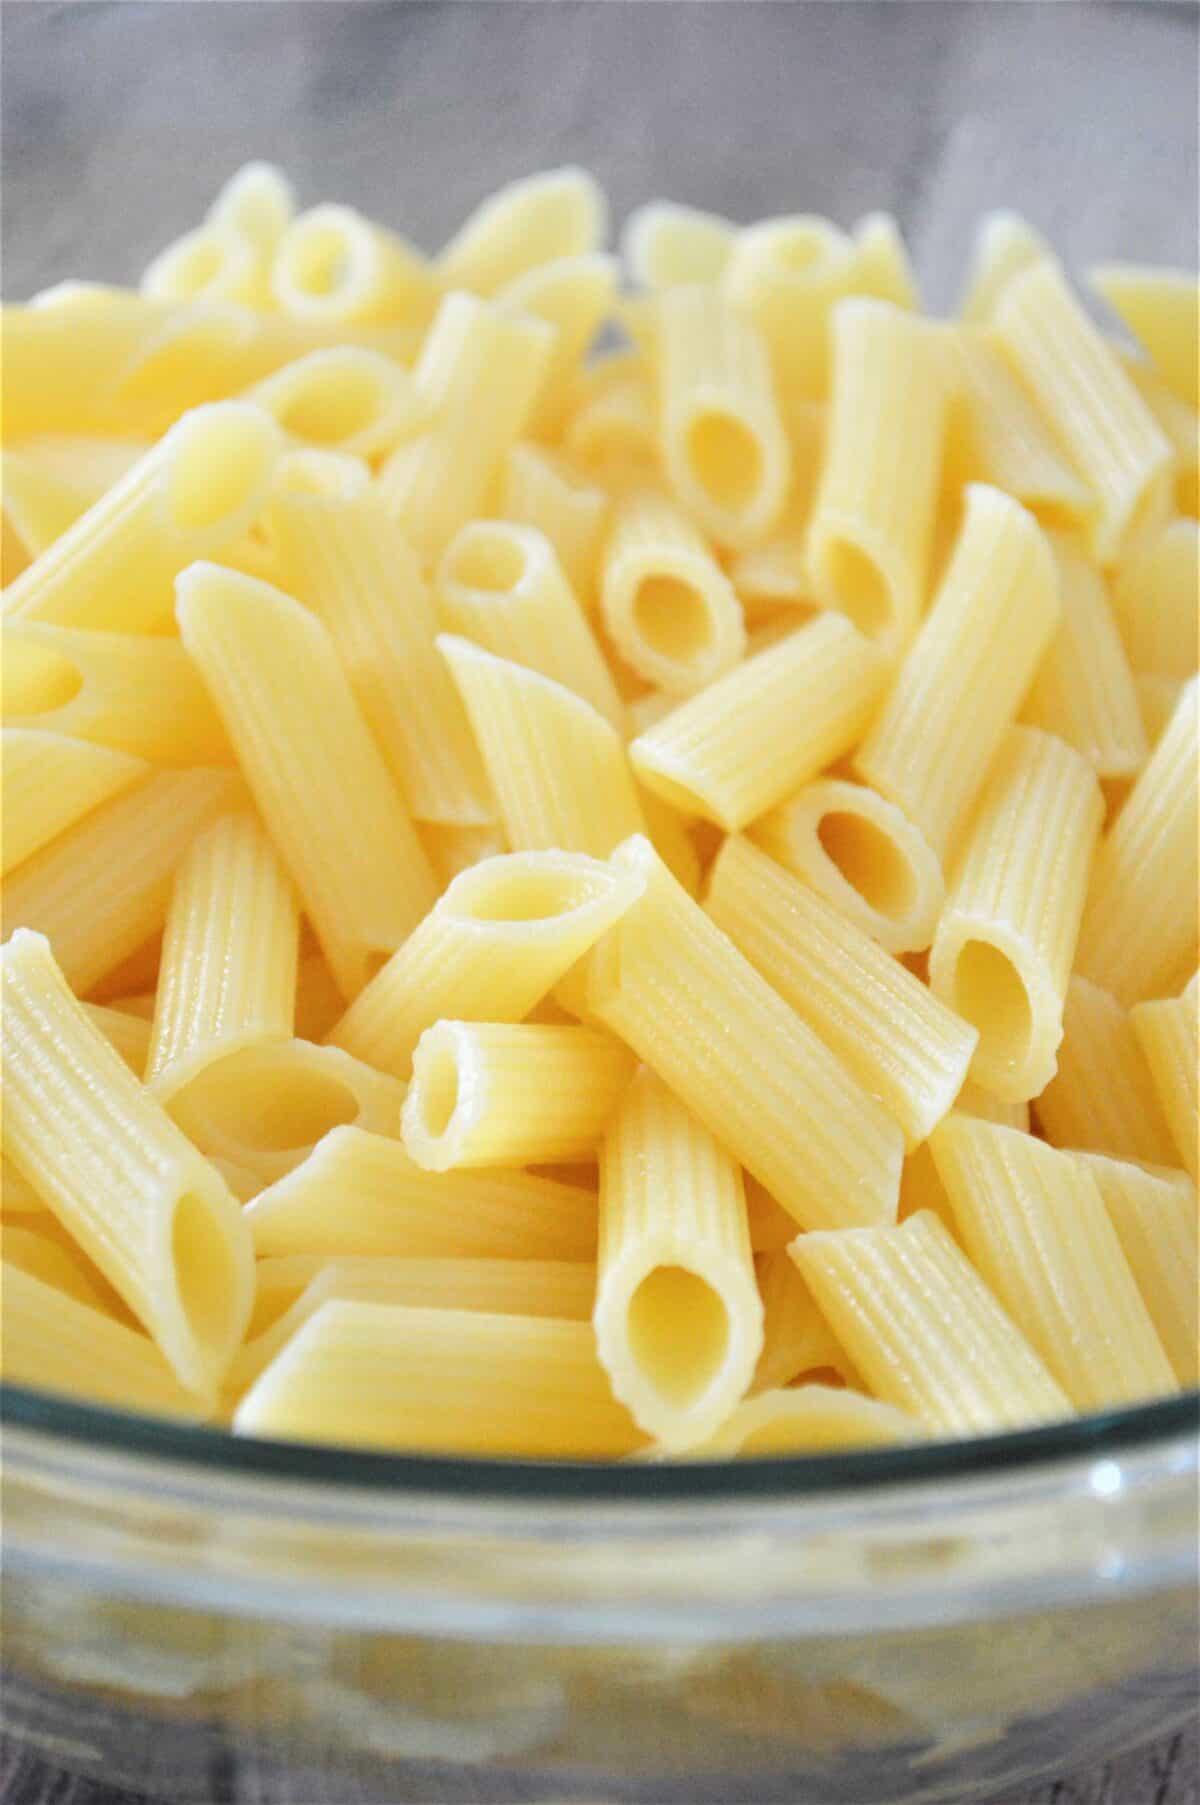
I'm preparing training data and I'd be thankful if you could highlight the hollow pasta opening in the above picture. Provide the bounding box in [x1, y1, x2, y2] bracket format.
[446, 527, 528, 594]
[822, 539, 893, 639]
[161, 234, 230, 296]
[460, 868, 603, 925]
[287, 221, 354, 299]
[951, 939, 1033, 1074]
[817, 810, 916, 918]
[170, 1190, 242, 1368]
[2, 639, 84, 715]
[167, 408, 278, 532]
[182, 1057, 360, 1155]
[416, 1042, 461, 1140]
[274, 365, 386, 446]
[685, 412, 764, 515]
[626, 1265, 730, 1410]
[632, 574, 715, 666]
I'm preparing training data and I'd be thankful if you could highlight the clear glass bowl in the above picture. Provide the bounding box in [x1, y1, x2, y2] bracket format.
[3, 4, 1198, 1800]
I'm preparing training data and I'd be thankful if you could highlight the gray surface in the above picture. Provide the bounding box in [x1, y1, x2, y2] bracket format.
[2, 4, 1198, 1803]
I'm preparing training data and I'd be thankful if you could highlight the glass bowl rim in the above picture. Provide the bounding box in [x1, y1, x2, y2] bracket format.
[3, 1379, 1197, 1505]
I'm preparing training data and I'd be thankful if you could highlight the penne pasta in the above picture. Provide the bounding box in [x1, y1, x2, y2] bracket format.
[176, 563, 437, 997]
[1, 450, 97, 559]
[207, 160, 295, 258]
[272, 204, 438, 326]
[245, 1125, 597, 1261]
[437, 520, 623, 726]
[929, 727, 1102, 1102]
[708, 836, 977, 1147]
[1, 930, 253, 1398]
[958, 211, 1050, 323]
[1109, 516, 1199, 681]
[1, 729, 147, 875]
[744, 1176, 802, 1254]
[631, 611, 888, 833]
[82, 1001, 152, 1079]
[2, 768, 243, 996]
[994, 260, 1172, 564]
[438, 167, 608, 296]
[1090, 264, 1198, 405]
[247, 347, 430, 459]
[142, 222, 267, 309]
[500, 253, 619, 438]
[655, 285, 791, 548]
[600, 488, 745, 694]
[2, 622, 233, 767]
[585, 835, 904, 1230]
[849, 213, 919, 311]
[234, 1301, 641, 1457]
[1131, 978, 1198, 1181]
[402, 1020, 633, 1171]
[1035, 975, 1177, 1165]
[1, 1222, 112, 1313]
[622, 201, 736, 290]
[417, 820, 509, 889]
[688, 1385, 916, 1458]
[807, 300, 949, 648]
[751, 1249, 853, 1394]
[593, 1068, 763, 1448]
[264, 472, 492, 825]
[377, 292, 555, 562]
[1, 402, 282, 634]
[724, 216, 855, 401]
[146, 811, 299, 1095]
[1074, 1152, 1198, 1385]
[563, 374, 660, 493]
[929, 1117, 1176, 1409]
[854, 484, 1061, 859]
[329, 850, 643, 1078]
[498, 442, 608, 601]
[439, 635, 645, 857]
[751, 777, 944, 956]
[1074, 677, 1198, 1004]
[1122, 357, 1199, 518]
[791, 1210, 1070, 1435]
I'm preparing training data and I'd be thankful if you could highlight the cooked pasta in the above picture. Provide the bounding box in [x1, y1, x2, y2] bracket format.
[272, 203, 437, 326]
[437, 167, 607, 296]
[724, 215, 855, 401]
[497, 442, 608, 600]
[1109, 516, 1199, 682]
[751, 1249, 853, 1394]
[1131, 977, 1198, 1181]
[500, 253, 618, 438]
[247, 347, 430, 459]
[687, 1386, 916, 1457]
[2, 729, 147, 875]
[622, 201, 735, 290]
[1075, 1152, 1198, 1385]
[1090, 264, 1197, 405]
[1035, 976, 1177, 1166]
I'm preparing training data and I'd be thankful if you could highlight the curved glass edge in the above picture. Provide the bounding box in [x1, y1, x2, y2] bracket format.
[3, 1379, 1198, 1503]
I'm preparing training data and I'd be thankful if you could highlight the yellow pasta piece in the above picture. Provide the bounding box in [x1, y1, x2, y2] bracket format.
[1110, 516, 1199, 681]
[593, 1068, 762, 1448]
[744, 1177, 801, 1254]
[751, 777, 945, 956]
[291, 951, 345, 1045]
[439, 635, 645, 857]
[1035, 976, 1177, 1165]
[329, 850, 643, 1078]
[235, 1301, 640, 1456]
[855, 484, 1061, 859]
[1020, 537, 1147, 777]
[1132, 978, 1198, 1181]
[377, 292, 555, 562]
[247, 346, 430, 458]
[207, 160, 295, 258]
[142, 222, 267, 309]
[689, 1385, 916, 1458]
[994, 260, 1173, 564]
[2, 768, 243, 996]
[146, 811, 298, 1095]
[600, 488, 745, 694]
[0, 1264, 207, 1419]
[438, 520, 623, 726]
[11, 433, 149, 499]
[1, 1222, 112, 1312]
[500, 253, 618, 438]
[272, 203, 438, 325]
[724, 216, 856, 401]
[1090, 265, 1198, 405]
[752, 1250, 853, 1394]
[958, 211, 1051, 322]
[622, 202, 735, 290]
[1, 1154, 51, 1220]
[1075, 1152, 1198, 1385]
[176, 563, 437, 997]
[655, 284, 791, 549]
[631, 611, 887, 833]
[849, 213, 919, 311]
[708, 836, 976, 1146]
[81, 1001, 152, 1078]
[402, 1021, 633, 1171]
[227, 1255, 597, 1396]
[167, 1039, 406, 1188]
[929, 727, 1102, 1102]
[497, 442, 608, 601]
[941, 326, 1094, 533]
[1, 401, 281, 634]
[265, 474, 491, 826]
[245, 1125, 596, 1261]
[1, 930, 253, 1397]
[563, 374, 660, 493]
[929, 1117, 1176, 1409]
[1122, 357, 1199, 518]
[807, 300, 949, 648]
[417, 820, 509, 889]
[438, 167, 608, 296]
[586, 835, 904, 1230]
[1, 450, 96, 558]
[2, 622, 233, 767]
[790, 1211, 1070, 1435]
[637, 782, 703, 897]
[1133, 671, 1186, 750]
[2, 729, 147, 875]
[1074, 677, 1198, 1004]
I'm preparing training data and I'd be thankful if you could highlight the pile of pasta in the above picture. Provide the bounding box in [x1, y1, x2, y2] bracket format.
[2, 165, 1196, 1460]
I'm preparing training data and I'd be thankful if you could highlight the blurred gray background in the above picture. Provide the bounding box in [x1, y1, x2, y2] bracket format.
[3, 1, 1197, 306]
